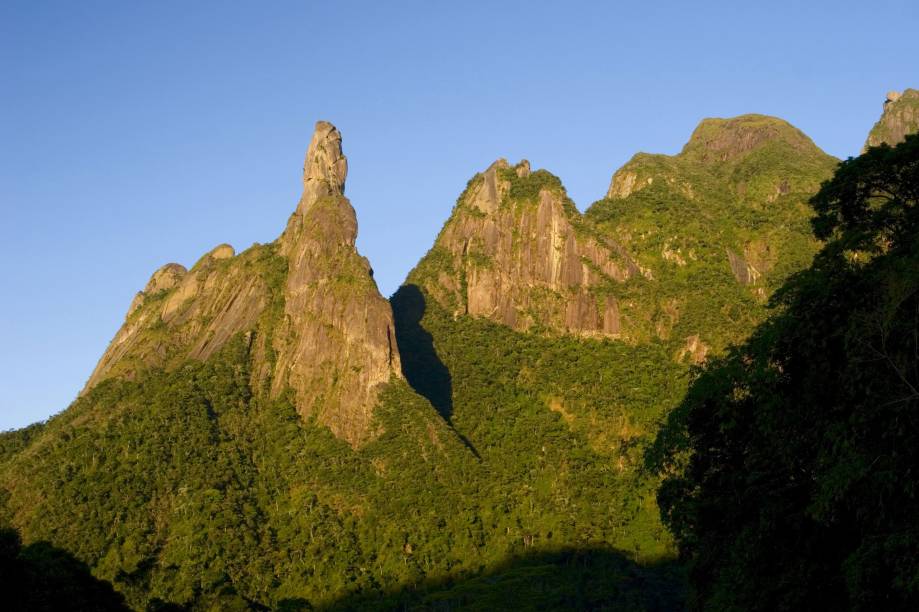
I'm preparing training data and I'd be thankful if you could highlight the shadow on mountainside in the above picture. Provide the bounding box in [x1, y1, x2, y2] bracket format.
[0, 527, 129, 611]
[319, 547, 686, 611]
[391, 284, 454, 421]
[391, 284, 480, 459]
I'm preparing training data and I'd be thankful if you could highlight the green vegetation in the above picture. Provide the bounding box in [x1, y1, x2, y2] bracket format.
[650, 135, 919, 610]
[0, 315, 685, 609]
[586, 115, 838, 350]
[865, 89, 919, 149]
[498, 167, 563, 204]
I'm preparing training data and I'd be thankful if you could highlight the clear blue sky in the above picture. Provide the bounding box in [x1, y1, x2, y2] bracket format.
[2, 0, 917, 430]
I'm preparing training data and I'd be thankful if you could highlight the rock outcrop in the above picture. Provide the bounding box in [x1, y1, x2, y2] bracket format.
[83, 121, 400, 445]
[84, 244, 272, 391]
[408, 159, 641, 338]
[865, 88, 919, 150]
[408, 114, 837, 355]
[273, 121, 401, 444]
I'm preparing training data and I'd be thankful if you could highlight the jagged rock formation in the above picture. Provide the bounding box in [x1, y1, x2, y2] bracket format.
[84, 243, 273, 391]
[408, 114, 837, 354]
[407, 159, 642, 338]
[4, 91, 912, 611]
[865, 89, 919, 149]
[273, 121, 401, 443]
[83, 121, 400, 445]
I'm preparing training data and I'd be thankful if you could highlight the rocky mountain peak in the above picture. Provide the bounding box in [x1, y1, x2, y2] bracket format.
[300, 120, 348, 210]
[680, 114, 817, 163]
[271, 122, 402, 444]
[409, 159, 638, 338]
[82, 121, 401, 446]
[865, 88, 919, 150]
[143, 263, 187, 294]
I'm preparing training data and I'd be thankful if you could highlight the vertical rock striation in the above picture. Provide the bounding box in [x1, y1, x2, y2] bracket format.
[274, 121, 401, 444]
[408, 159, 640, 338]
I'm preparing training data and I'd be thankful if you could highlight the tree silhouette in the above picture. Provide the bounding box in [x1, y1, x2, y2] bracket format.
[649, 135, 919, 611]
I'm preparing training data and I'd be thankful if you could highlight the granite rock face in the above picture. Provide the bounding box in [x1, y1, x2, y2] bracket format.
[274, 122, 401, 444]
[84, 244, 271, 391]
[865, 88, 919, 150]
[409, 114, 838, 355]
[409, 159, 642, 338]
[83, 121, 400, 446]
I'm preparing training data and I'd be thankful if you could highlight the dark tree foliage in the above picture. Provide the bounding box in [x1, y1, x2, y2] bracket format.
[0, 526, 128, 611]
[812, 136, 919, 252]
[326, 548, 685, 611]
[650, 134, 919, 611]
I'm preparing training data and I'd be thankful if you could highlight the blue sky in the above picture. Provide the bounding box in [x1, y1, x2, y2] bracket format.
[2, 0, 917, 429]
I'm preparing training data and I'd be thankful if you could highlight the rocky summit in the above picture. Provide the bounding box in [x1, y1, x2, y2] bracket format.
[274, 121, 401, 444]
[865, 88, 919, 149]
[410, 114, 838, 359]
[83, 121, 401, 445]
[407, 158, 641, 338]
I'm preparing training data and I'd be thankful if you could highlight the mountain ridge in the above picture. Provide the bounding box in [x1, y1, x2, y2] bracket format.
[2, 89, 916, 610]
[409, 112, 838, 359]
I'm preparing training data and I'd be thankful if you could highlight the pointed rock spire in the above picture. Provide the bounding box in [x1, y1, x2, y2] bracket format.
[83, 120, 402, 446]
[272, 120, 402, 445]
[300, 120, 348, 210]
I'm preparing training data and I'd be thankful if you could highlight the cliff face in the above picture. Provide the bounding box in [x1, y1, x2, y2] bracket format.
[409, 114, 838, 359]
[83, 243, 278, 391]
[83, 121, 400, 445]
[272, 122, 401, 444]
[865, 89, 919, 150]
[408, 159, 642, 338]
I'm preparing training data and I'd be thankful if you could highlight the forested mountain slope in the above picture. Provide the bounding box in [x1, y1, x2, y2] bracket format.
[1, 122, 686, 610]
[585, 114, 838, 354]
[650, 132, 919, 612]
